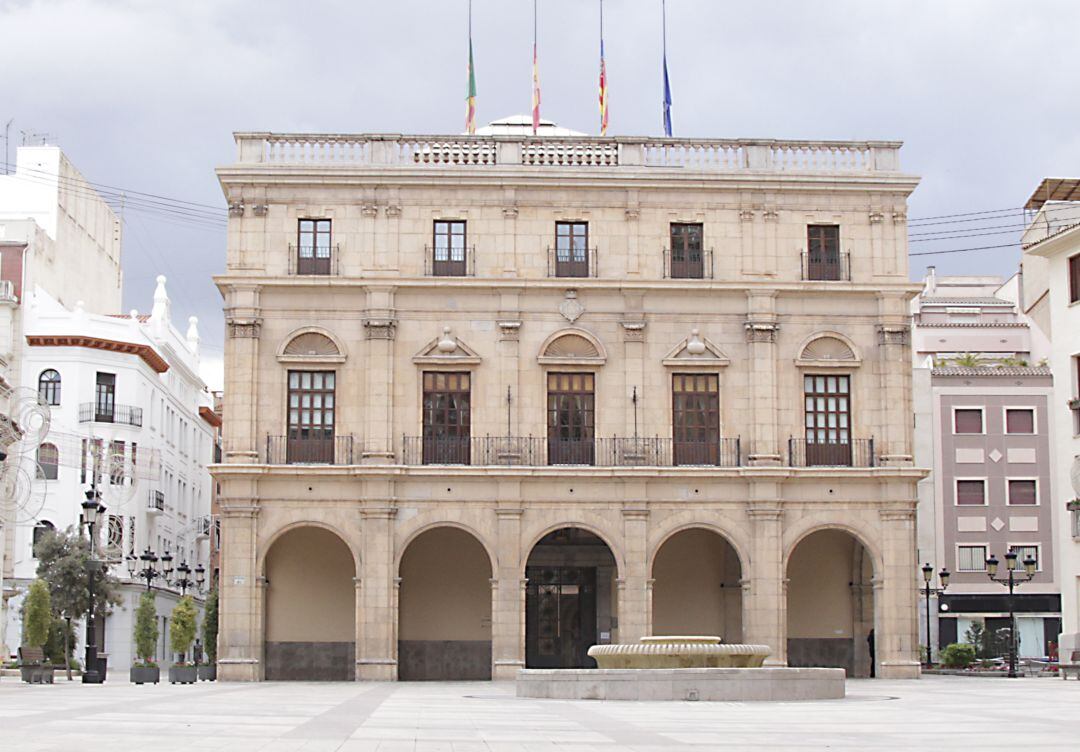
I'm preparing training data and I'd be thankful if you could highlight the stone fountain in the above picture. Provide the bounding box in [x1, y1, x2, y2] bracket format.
[516, 636, 845, 701]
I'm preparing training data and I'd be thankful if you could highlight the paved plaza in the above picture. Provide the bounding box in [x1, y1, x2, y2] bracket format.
[1, 675, 1078, 751]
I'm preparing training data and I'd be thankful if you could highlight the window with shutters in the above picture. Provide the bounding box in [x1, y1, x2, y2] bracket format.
[953, 408, 983, 434]
[956, 479, 987, 506]
[422, 371, 471, 464]
[957, 545, 987, 572]
[1009, 544, 1040, 570]
[1007, 479, 1037, 505]
[672, 373, 719, 465]
[547, 372, 595, 464]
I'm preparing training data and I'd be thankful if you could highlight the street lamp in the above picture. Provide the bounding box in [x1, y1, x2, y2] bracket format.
[920, 563, 950, 666]
[132, 547, 161, 590]
[80, 489, 106, 685]
[173, 561, 194, 595]
[985, 550, 1037, 678]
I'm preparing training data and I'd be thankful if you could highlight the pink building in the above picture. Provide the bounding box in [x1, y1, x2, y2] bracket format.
[913, 268, 1060, 660]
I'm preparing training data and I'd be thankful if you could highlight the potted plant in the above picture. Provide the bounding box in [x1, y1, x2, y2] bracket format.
[198, 588, 218, 681]
[130, 591, 160, 684]
[168, 595, 198, 684]
[20, 579, 54, 684]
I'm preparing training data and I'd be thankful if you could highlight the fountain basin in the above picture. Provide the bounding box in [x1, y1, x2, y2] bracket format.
[588, 636, 770, 669]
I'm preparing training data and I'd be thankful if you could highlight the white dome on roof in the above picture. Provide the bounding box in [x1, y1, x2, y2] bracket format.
[472, 115, 586, 137]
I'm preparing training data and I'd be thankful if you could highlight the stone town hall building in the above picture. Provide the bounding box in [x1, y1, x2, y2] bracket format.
[213, 121, 924, 682]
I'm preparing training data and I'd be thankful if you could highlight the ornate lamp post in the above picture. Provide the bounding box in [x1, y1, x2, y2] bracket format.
[985, 551, 1037, 678]
[920, 563, 950, 666]
[80, 489, 106, 684]
[173, 561, 195, 595]
[128, 547, 161, 590]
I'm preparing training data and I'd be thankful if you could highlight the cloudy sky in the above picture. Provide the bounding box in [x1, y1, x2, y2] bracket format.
[3, 0, 1078, 389]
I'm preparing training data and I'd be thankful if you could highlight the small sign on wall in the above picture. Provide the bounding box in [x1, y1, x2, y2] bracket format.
[233, 576, 246, 586]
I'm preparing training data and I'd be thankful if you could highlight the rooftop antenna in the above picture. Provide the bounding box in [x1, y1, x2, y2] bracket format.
[3, 118, 11, 175]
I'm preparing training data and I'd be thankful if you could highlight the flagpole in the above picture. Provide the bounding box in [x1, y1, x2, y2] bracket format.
[465, 0, 477, 134]
[532, 0, 541, 135]
[662, 0, 673, 137]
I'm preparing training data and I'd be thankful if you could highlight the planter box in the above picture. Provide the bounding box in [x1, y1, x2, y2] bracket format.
[130, 665, 160, 685]
[169, 665, 197, 684]
[20, 665, 54, 684]
[197, 665, 217, 682]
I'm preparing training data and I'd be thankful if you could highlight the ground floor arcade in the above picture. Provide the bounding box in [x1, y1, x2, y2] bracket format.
[215, 469, 922, 681]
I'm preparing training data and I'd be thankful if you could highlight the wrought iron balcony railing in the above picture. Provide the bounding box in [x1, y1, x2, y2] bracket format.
[401, 435, 741, 468]
[425, 244, 476, 276]
[79, 403, 143, 427]
[800, 251, 851, 281]
[788, 437, 875, 468]
[265, 434, 355, 465]
[288, 244, 341, 276]
[147, 490, 165, 514]
[547, 246, 598, 278]
[663, 248, 715, 279]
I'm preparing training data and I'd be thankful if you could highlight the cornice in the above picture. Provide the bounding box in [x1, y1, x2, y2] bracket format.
[25, 334, 170, 373]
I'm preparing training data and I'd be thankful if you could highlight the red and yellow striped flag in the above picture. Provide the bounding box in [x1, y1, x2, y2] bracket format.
[532, 42, 541, 134]
[465, 38, 477, 135]
[598, 38, 608, 136]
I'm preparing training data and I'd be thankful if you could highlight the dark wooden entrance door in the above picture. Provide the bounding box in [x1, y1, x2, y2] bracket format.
[525, 566, 598, 668]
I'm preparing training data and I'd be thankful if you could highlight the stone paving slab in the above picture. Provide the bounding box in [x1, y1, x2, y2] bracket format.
[1, 675, 1079, 750]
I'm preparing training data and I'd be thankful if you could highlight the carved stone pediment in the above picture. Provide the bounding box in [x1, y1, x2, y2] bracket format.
[412, 326, 482, 365]
[663, 329, 730, 367]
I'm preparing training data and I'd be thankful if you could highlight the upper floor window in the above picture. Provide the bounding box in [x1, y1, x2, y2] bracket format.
[32, 520, 55, 552]
[554, 221, 590, 278]
[296, 219, 332, 275]
[286, 370, 336, 463]
[957, 544, 987, 572]
[669, 223, 705, 279]
[547, 372, 595, 464]
[432, 220, 467, 276]
[1070, 253, 1080, 303]
[38, 369, 61, 406]
[953, 408, 983, 434]
[672, 373, 719, 465]
[422, 371, 471, 464]
[805, 224, 845, 281]
[1005, 408, 1035, 434]
[95, 372, 116, 422]
[37, 443, 59, 480]
[1009, 544, 1040, 571]
[956, 479, 986, 506]
[1007, 479, 1037, 506]
[803, 374, 852, 466]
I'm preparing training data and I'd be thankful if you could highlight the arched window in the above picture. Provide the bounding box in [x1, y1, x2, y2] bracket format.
[38, 369, 61, 405]
[32, 520, 55, 551]
[37, 443, 59, 480]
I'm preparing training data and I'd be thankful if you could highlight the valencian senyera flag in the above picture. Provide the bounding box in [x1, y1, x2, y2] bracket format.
[465, 38, 477, 134]
[599, 38, 609, 135]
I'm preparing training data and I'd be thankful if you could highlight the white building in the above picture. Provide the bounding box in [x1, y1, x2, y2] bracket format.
[1021, 179, 1080, 660]
[0, 145, 122, 658]
[3, 275, 217, 670]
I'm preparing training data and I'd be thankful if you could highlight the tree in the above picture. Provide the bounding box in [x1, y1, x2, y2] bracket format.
[201, 588, 218, 665]
[23, 579, 52, 653]
[34, 527, 121, 680]
[953, 352, 983, 368]
[133, 591, 159, 666]
[170, 596, 198, 664]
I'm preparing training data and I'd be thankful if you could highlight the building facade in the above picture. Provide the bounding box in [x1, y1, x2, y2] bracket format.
[214, 127, 926, 681]
[0, 145, 123, 658]
[1021, 179, 1080, 658]
[2, 275, 217, 669]
[912, 270, 1059, 660]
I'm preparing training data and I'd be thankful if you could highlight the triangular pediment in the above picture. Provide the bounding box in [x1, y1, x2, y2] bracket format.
[412, 327, 482, 365]
[663, 332, 730, 367]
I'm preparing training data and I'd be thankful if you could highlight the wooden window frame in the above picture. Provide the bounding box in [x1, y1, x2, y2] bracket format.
[555, 221, 590, 278]
[297, 218, 332, 275]
[806, 224, 841, 281]
[672, 372, 720, 465]
[669, 222, 704, 279]
[286, 370, 336, 463]
[95, 372, 116, 422]
[421, 371, 472, 464]
[432, 220, 467, 276]
[803, 373, 852, 466]
[546, 371, 595, 464]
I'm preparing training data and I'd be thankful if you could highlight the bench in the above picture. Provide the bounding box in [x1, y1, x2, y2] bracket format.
[1061, 651, 1080, 680]
[18, 646, 54, 684]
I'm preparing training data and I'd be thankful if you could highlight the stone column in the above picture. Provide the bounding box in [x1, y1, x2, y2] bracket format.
[218, 497, 261, 681]
[744, 483, 786, 665]
[492, 501, 524, 680]
[352, 577, 363, 680]
[362, 287, 396, 462]
[876, 294, 914, 467]
[357, 499, 397, 680]
[877, 507, 920, 678]
[617, 503, 649, 643]
[223, 285, 261, 463]
[744, 292, 781, 465]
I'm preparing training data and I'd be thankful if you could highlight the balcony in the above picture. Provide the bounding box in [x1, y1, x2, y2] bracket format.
[265, 434, 355, 465]
[547, 247, 598, 278]
[425, 245, 475, 276]
[663, 248, 714, 279]
[195, 515, 212, 540]
[0, 279, 16, 303]
[788, 438, 875, 468]
[147, 490, 165, 514]
[288, 244, 340, 276]
[401, 436, 742, 468]
[79, 403, 143, 427]
[800, 251, 851, 281]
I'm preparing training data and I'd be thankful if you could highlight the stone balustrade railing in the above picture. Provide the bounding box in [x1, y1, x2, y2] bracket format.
[234, 132, 902, 172]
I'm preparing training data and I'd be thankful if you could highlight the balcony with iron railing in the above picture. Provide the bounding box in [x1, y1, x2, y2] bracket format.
[265, 434, 356, 465]
[0, 279, 17, 303]
[401, 435, 741, 468]
[147, 490, 165, 514]
[79, 403, 143, 427]
[547, 246, 598, 278]
[662, 248, 714, 279]
[800, 251, 851, 282]
[788, 437, 876, 468]
[288, 244, 341, 276]
[424, 245, 476, 277]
